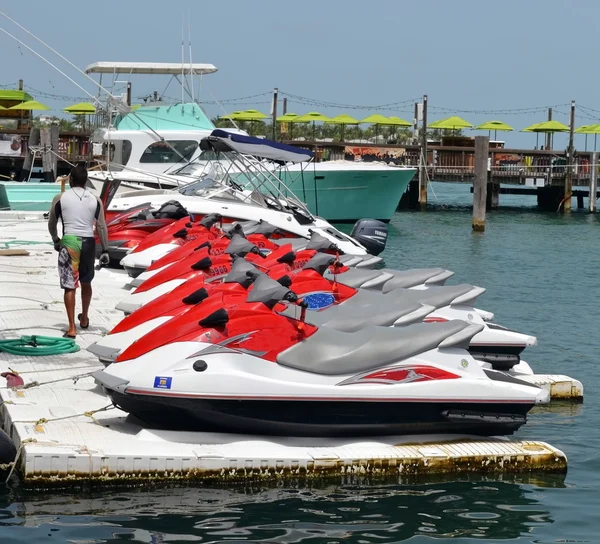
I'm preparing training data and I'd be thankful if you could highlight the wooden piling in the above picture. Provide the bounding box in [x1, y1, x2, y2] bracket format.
[564, 100, 575, 213]
[472, 136, 489, 232]
[590, 151, 598, 213]
[50, 123, 60, 181]
[419, 94, 428, 210]
[487, 179, 499, 209]
[19, 127, 40, 181]
[40, 128, 53, 183]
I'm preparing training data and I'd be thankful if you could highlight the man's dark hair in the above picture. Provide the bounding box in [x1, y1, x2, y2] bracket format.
[70, 165, 88, 187]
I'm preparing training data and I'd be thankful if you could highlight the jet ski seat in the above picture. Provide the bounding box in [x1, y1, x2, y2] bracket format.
[386, 284, 485, 308]
[277, 320, 480, 376]
[380, 268, 451, 291]
[280, 298, 431, 331]
[324, 268, 386, 289]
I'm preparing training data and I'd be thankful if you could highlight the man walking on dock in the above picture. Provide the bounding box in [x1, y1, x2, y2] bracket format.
[47, 165, 110, 338]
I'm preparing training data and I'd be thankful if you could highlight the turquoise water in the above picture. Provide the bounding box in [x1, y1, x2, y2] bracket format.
[1, 182, 598, 543]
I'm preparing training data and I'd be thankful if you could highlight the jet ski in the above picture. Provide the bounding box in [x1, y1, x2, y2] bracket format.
[108, 130, 391, 275]
[90, 255, 536, 374]
[128, 219, 285, 285]
[98, 200, 191, 262]
[94, 275, 549, 437]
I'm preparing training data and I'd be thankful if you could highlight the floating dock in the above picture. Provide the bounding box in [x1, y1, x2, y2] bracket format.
[0, 214, 570, 486]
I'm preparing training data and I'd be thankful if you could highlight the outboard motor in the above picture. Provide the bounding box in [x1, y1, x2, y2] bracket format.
[350, 219, 388, 256]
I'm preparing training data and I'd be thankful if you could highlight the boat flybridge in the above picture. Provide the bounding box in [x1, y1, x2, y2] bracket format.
[86, 61, 248, 188]
[99, 130, 390, 274]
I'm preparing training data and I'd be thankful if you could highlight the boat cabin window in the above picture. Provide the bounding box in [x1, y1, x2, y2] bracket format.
[139, 140, 198, 163]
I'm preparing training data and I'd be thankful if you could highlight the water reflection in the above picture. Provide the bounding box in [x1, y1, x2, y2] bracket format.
[0, 476, 564, 543]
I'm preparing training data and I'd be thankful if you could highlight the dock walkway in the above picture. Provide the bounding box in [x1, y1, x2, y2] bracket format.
[0, 214, 567, 486]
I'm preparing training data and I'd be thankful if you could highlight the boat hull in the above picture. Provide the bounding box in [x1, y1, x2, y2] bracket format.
[108, 389, 531, 437]
[279, 164, 415, 222]
[0, 182, 61, 211]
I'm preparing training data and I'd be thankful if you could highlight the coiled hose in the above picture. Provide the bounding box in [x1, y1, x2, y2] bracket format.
[0, 335, 79, 356]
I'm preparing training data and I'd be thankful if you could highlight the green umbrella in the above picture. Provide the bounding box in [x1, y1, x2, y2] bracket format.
[9, 100, 50, 111]
[237, 109, 269, 121]
[429, 116, 472, 145]
[387, 116, 412, 126]
[429, 116, 473, 130]
[360, 114, 397, 143]
[276, 112, 301, 122]
[63, 101, 96, 114]
[276, 112, 309, 140]
[575, 123, 600, 151]
[523, 120, 569, 133]
[325, 114, 360, 141]
[220, 110, 244, 120]
[474, 120, 513, 140]
[522, 120, 569, 149]
[295, 111, 330, 140]
[63, 102, 97, 131]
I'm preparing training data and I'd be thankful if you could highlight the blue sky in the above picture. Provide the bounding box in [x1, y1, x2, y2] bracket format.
[1, 0, 598, 148]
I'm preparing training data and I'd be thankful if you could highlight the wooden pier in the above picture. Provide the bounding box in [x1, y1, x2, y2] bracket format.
[0, 128, 93, 182]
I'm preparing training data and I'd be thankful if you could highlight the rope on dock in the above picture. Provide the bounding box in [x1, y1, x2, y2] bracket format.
[24, 403, 115, 426]
[18, 370, 101, 389]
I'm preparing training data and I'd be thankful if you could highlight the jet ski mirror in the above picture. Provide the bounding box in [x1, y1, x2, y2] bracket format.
[199, 213, 223, 229]
[247, 274, 299, 310]
[173, 228, 188, 239]
[182, 287, 209, 305]
[194, 240, 211, 251]
[302, 253, 337, 276]
[224, 223, 246, 239]
[306, 230, 340, 253]
[250, 246, 268, 258]
[225, 234, 262, 258]
[191, 256, 212, 270]
[276, 275, 292, 287]
[254, 219, 282, 238]
[222, 258, 262, 288]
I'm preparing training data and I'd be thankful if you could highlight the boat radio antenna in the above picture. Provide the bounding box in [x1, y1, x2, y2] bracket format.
[0, 10, 189, 163]
[181, 12, 185, 105]
[0, 10, 122, 111]
[188, 9, 195, 104]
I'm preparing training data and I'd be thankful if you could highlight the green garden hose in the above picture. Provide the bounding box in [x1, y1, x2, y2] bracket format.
[0, 335, 79, 356]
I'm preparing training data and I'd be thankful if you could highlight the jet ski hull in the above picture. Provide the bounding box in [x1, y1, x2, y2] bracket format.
[106, 388, 531, 437]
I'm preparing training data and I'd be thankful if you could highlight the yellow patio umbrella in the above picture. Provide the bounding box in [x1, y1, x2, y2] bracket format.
[236, 109, 269, 121]
[575, 123, 600, 151]
[474, 120, 513, 140]
[276, 112, 309, 140]
[429, 116, 472, 145]
[325, 114, 360, 141]
[64, 101, 97, 130]
[220, 110, 244, 121]
[9, 100, 50, 111]
[522, 120, 569, 149]
[360, 114, 397, 143]
[295, 111, 330, 140]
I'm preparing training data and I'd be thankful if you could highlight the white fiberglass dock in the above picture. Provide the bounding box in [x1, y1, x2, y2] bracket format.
[0, 213, 570, 485]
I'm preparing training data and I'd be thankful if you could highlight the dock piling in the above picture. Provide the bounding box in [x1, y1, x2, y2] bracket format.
[50, 123, 59, 180]
[590, 152, 598, 213]
[564, 100, 576, 212]
[472, 136, 489, 232]
[40, 128, 53, 183]
[19, 127, 39, 181]
[419, 94, 428, 210]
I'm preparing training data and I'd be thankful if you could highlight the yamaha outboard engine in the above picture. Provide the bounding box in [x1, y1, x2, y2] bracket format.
[350, 219, 388, 256]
